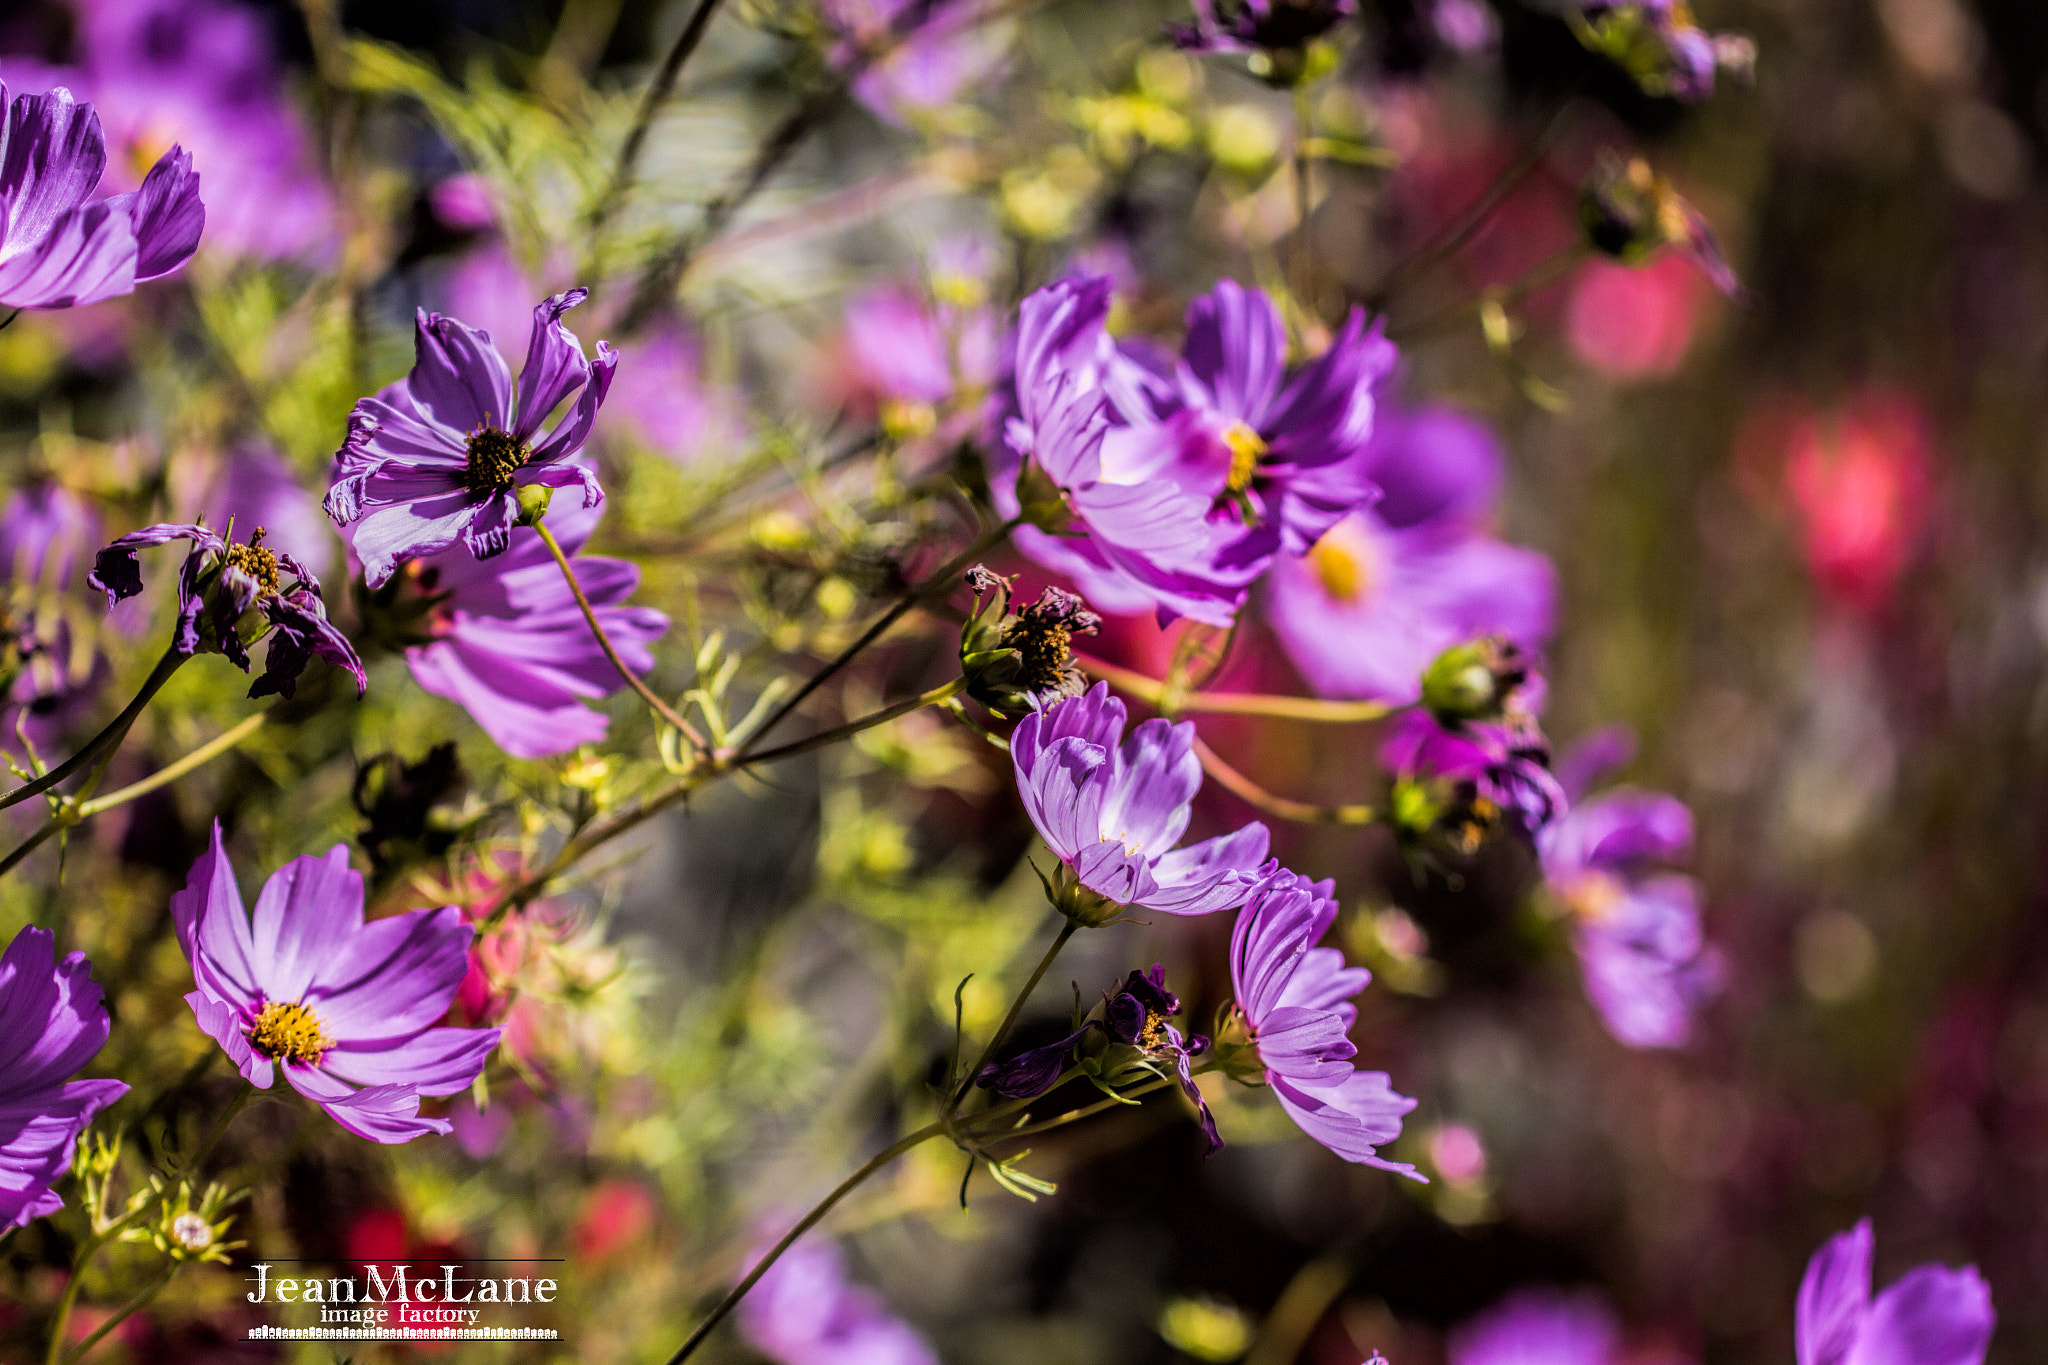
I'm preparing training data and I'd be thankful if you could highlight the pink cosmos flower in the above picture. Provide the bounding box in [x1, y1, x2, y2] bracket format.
[1797, 1220, 1993, 1365]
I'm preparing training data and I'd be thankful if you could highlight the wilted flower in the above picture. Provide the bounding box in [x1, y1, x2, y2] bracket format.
[1011, 682, 1269, 925]
[88, 520, 367, 699]
[325, 289, 617, 589]
[0, 925, 129, 1231]
[1220, 867, 1419, 1174]
[1172, 0, 1358, 59]
[0, 81, 203, 310]
[1382, 653, 1565, 847]
[1447, 1288, 1619, 1365]
[1540, 784, 1720, 1049]
[979, 964, 1220, 1153]
[354, 495, 667, 758]
[959, 566, 1101, 717]
[1264, 405, 1555, 704]
[1797, 1220, 1994, 1365]
[994, 275, 1250, 626]
[1572, 1, 1755, 103]
[1580, 153, 1746, 301]
[739, 1233, 938, 1365]
[172, 822, 501, 1143]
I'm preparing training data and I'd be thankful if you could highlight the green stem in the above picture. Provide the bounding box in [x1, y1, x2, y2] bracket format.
[61, 1267, 174, 1365]
[662, 1120, 946, 1365]
[1076, 654, 1391, 723]
[736, 678, 967, 768]
[974, 1074, 1174, 1146]
[1, 648, 184, 813]
[951, 921, 1077, 1112]
[588, 0, 727, 242]
[740, 514, 1023, 759]
[1194, 736, 1375, 826]
[534, 521, 708, 753]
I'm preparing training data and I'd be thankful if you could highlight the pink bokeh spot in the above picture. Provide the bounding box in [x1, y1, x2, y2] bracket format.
[1774, 388, 1935, 612]
[1566, 257, 1704, 381]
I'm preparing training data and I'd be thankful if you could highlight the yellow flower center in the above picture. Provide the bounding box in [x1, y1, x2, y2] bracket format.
[220, 530, 281, 597]
[248, 1000, 335, 1065]
[1309, 532, 1372, 603]
[1557, 870, 1628, 924]
[463, 424, 529, 494]
[1221, 421, 1267, 494]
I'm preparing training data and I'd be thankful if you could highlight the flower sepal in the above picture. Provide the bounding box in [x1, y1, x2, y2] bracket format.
[1036, 858, 1126, 928]
[1014, 458, 1076, 535]
[1420, 635, 1530, 727]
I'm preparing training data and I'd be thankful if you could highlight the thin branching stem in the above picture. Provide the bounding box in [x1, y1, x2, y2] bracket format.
[0, 648, 184, 814]
[1194, 736, 1376, 826]
[534, 521, 709, 753]
[951, 920, 1078, 1112]
[589, 0, 729, 241]
[1075, 654, 1392, 723]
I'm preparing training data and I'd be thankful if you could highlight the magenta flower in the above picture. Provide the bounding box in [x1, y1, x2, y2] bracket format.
[1225, 867, 1419, 1175]
[1797, 1220, 1994, 1365]
[324, 289, 617, 589]
[88, 521, 365, 700]
[171, 823, 500, 1144]
[1265, 404, 1555, 702]
[0, 926, 128, 1232]
[993, 277, 1248, 626]
[0, 81, 203, 310]
[1381, 665, 1567, 839]
[1540, 785, 1719, 1049]
[1130, 280, 1394, 564]
[739, 1233, 938, 1365]
[1012, 682, 1269, 923]
[383, 498, 669, 758]
[1447, 1288, 1618, 1365]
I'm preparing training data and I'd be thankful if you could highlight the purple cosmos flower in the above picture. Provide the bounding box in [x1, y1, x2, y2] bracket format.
[603, 324, 747, 464]
[87, 520, 366, 700]
[0, 80, 203, 310]
[739, 1233, 938, 1365]
[1797, 1220, 1994, 1365]
[818, 0, 1012, 124]
[0, 925, 128, 1232]
[370, 496, 669, 758]
[992, 276, 1250, 626]
[1447, 1288, 1619, 1365]
[1122, 280, 1394, 566]
[1539, 784, 1720, 1049]
[978, 964, 1221, 1154]
[48, 0, 330, 261]
[1381, 650, 1566, 845]
[324, 289, 617, 589]
[1172, 0, 1359, 55]
[1265, 404, 1555, 703]
[1224, 867, 1419, 1175]
[1012, 682, 1270, 924]
[171, 822, 500, 1144]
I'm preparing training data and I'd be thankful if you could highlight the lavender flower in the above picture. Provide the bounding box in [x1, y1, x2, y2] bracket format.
[57, 0, 329, 261]
[1011, 682, 1269, 924]
[172, 823, 500, 1144]
[0, 81, 203, 310]
[1129, 280, 1394, 567]
[324, 289, 617, 589]
[1265, 405, 1555, 702]
[738, 1233, 938, 1365]
[1540, 785, 1720, 1049]
[1797, 1220, 1994, 1365]
[993, 276, 1251, 626]
[88, 519, 365, 700]
[978, 964, 1220, 1154]
[1447, 1288, 1619, 1365]
[1222, 867, 1419, 1175]
[363, 497, 669, 758]
[0, 926, 128, 1231]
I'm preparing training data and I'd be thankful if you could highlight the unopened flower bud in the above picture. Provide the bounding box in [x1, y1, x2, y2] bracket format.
[514, 483, 554, 527]
[1014, 459, 1075, 535]
[1579, 153, 1747, 301]
[1420, 636, 1528, 727]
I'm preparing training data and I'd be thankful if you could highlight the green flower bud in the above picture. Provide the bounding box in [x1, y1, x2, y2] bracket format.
[1420, 635, 1528, 727]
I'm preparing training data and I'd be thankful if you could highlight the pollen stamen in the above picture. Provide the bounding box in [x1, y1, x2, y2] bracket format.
[221, 528, 282, 596]
[248, 999, 335, 1065]
[463, 424, 530, 494]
